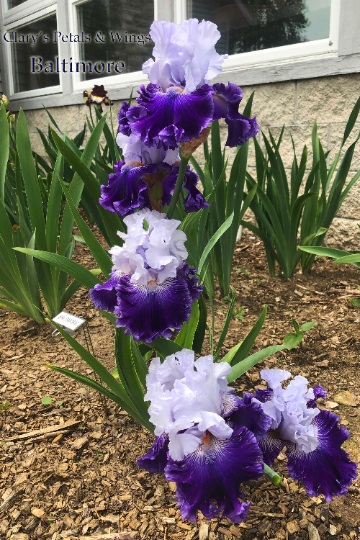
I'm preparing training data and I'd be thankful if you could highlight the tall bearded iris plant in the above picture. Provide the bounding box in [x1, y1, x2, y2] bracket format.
[32, 17, 357, 525]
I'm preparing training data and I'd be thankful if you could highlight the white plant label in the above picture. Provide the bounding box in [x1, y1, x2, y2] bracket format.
[52, 311, 86, 336]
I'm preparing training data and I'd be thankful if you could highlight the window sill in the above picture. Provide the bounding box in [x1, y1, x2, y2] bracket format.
[8, 50, 360, 112]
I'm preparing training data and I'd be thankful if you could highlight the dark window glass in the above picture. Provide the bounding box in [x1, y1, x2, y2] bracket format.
[12, 14, 60, 93]
[77, 0, 154, 81]
[7, 0, 28, 9]
[187, 0, 331, 55]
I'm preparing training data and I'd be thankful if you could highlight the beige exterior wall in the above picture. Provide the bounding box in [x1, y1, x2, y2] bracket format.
[24, 72, 360, 249]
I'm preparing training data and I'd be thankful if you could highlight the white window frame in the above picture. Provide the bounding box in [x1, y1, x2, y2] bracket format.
[1, 0, 64, 99]
[1, 0, 359, 111]
[67, 0, 160, 92]
[180, 0, 340, 67]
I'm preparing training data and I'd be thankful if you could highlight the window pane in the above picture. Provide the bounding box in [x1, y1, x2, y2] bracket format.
[187, 0, 331, 55]
[77, 0, 154, 81]
[7, 0, 28, 9]
[12, 14, 60, 93]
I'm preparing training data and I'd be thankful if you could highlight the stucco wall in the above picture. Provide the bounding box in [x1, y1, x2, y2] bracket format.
[24, 72, 360, 249]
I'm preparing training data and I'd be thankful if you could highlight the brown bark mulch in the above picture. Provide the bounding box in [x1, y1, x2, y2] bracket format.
[1, 231, 360, 540]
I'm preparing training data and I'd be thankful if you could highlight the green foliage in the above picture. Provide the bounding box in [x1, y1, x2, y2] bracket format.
[0, 108, 108, 321]
[48, 308, 316, 430]
[188, 94, 256, 297]
[300, 242, 360, 305]
[1, 94, 319, 454]
[0, 400, 10, 421]
[0, 400, 10, 411]
[244, 97, 360, 277]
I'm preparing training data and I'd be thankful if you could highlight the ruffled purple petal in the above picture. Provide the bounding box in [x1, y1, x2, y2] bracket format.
[158, 125, 184, 149]
[99, 161, 157, 216]
[130, 83, 214, 148]
[161, 163, 177, 206]
[89, 275, 121, 312]
[163, 164, 208, 213]
[307, 386, 328, 409]
[114, 271, 200, 343]
[165, 426, 263, 522]
[176, 263, 203, 303]
[183, 168, 209, 213]
[254, 388, 274, 403]
[118, 102, 132, 136]
[226, 393, 272, 442]
[259, 430, 286, 466]
[211, 82, 258, 147]
[212, 82, 243, 121]
[225, 114, 259, 148]
[137, 433, 169, 473]
[286, 410, 358, 501]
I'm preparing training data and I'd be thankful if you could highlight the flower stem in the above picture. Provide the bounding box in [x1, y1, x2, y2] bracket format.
[167, 156, 189, 219]
[264, 464, 282, 486]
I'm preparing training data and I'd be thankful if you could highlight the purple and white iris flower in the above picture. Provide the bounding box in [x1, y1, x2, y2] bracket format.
[89, 210, 202, 343]
[118, 19, 258, 150]
[137, 349, 271, 522]
[99, 132, 209, 216]
[252, 370, 358, 502]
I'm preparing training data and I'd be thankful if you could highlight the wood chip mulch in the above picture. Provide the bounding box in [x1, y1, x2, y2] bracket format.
[1, 230, 360, 540]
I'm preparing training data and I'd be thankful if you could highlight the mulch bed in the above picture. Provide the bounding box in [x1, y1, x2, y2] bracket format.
[1, 231, 360, 540]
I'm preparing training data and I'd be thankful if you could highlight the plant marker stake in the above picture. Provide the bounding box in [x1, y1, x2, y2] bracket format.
[51, 311, 108, 416]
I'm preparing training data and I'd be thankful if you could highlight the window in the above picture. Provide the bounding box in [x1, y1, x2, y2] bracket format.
[1, 0, 62, 99]
[7, 0, 28, 8]
[188, 0, 332, 55]
[76, 0, 154, 81]
[186, 0, 339, 66]
[0, 0, 357, 109]
[0, 0, 158, 99]
[12, 13, 60, 92]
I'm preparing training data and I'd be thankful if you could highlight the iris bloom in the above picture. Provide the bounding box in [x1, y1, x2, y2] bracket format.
[118, 19, 258, 150]
[253, 370, 358, 501]
[137, 350, 271, 522]
[99, 132, 208, 215]
[89, 210, 202, 343]
[83, 84, 112, 113]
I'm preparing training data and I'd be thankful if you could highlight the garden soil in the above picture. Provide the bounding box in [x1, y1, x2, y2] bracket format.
[1, 230, 360, 540]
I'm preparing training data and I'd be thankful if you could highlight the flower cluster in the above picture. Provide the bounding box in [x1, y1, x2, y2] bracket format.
[86, 18, 357, 524]
[138, 350, 269, 522]
[253, 370, 358, 501]
[138, 357, 357, 522]
[100, 131, 208, 216]
[119, 20, 258, 150]
[90, 210, 202, 342]
[99, 18, 258, 218]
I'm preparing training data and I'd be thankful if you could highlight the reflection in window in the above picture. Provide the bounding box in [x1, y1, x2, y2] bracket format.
[7, 0, 28, 9]
[12, 14, 60, 93]
[187, 0, 331, 55]
[77, 0, 154, 81]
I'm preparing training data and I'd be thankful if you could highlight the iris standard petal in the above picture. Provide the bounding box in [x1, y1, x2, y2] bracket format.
[165, 426, 264, 522]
